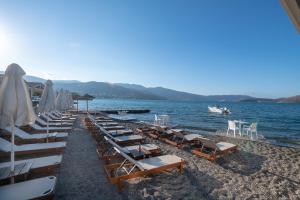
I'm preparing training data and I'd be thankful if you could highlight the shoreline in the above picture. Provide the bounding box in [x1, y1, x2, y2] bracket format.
[115, 118, 300, 199]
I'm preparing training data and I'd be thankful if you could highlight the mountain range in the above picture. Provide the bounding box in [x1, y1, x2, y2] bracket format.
[0, 71, 299, 102]
[22, 74, 252, 101]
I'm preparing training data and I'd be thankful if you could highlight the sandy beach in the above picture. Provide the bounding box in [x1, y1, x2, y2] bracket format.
[53, 115, 300, 200]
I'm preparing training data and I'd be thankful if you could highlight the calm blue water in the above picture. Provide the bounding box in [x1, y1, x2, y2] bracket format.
[77, 99, 300, 148]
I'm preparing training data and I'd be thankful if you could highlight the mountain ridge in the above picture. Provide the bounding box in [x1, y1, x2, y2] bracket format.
[1, 72, 299, 102]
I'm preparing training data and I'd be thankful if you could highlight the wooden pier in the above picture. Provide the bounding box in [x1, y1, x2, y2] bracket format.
[76, 109, 150, 115]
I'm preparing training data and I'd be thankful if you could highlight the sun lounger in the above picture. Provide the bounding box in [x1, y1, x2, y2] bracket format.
[0, 138, 66, 157]
[0, 176, 57, 200]
[108, 129, 133, 137]
[97, 122, 119, 126]
[192, 137, 238, 161]
[40, 113, 75, 123]
[112, 135, 144, 145]
[49, 113, 76, 121]
[29, 123, 72, 132]
[3, 127, 68, 143]
[98, 136, 160, 161]
[102, 126, 125, 131]
[36, 118, 73, 127]
[0, 155, 62, 177]
[104, 147, 185, 191]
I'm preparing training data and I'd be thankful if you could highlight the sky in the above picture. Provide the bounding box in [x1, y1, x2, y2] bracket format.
[0, 0, 299, 98]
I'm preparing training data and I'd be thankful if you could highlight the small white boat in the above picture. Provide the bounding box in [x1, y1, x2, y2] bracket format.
[208, 106, 231, 114]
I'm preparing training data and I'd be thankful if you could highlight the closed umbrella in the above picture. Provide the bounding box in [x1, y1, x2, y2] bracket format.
[0, 63, 36, 182]
[38, 80, 55, 141]
[55, 89, 65, 111]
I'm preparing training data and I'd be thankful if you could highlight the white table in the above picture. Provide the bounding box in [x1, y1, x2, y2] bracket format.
[234, 120, 248, 136]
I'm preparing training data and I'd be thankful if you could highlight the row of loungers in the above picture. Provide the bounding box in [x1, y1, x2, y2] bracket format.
[85, 116, 185, 191]
[93, 115, 238, 161]
[136, 125, 238, 161]
[0, 111, 77, 200]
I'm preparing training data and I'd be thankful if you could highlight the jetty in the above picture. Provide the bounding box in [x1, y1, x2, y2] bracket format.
[77, 109, 150, 114]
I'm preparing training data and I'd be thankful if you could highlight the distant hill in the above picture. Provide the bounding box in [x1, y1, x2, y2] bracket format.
[116, 83, 252, 101]
[2, 72, 298, 102]
[53, 81, 164, 100]
[277, 95, 300, 103]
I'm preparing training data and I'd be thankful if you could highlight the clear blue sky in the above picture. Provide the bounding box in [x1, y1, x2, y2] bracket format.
[0, 0, 299, 98]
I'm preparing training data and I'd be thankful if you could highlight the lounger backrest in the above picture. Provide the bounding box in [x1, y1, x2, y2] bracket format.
[36, 118, 46, 125]
[173, 131, 184, 138]
[5, 127, 28, 138]
[104, 136, 130, 154]
[113, 147, 144, 171]
[0, 138, 13, 151]
[199, 138, 218, 151]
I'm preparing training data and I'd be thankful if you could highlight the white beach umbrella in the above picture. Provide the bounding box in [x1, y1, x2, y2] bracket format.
[55, 89, 65, 111]
[0, 63, 36, 178]
[38, 80, 55, 140]
[38, 80, 55, 113]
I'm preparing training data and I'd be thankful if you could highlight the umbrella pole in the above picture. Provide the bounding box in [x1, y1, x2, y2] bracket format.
[46, 112, 49, 142]
[10, 123, 15, 183]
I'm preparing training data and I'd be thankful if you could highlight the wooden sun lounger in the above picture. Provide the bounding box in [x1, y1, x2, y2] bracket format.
[192, 137, 238, 161]
[2, 127, 68, 144]
[107, 129, 133, 137]
[0, 176, 57, 200]
[0, 155, 62, 181]
[97, 136, 160, 161]
[0, 138, 66, 158]
[102, 126, 125, 131]
[97, 122, 119, 126]
[104, 147, 185, 191]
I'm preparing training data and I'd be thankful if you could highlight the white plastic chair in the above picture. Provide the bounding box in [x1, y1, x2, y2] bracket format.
[227, 120, 240, 137]
[243, 123, 257, 140]
[154, 115, 161, 126]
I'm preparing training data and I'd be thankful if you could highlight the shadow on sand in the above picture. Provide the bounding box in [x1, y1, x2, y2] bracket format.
[216, 150, 266, 176]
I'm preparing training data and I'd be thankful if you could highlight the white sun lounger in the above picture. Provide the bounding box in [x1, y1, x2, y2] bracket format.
[0, 155, 62, 173]
[0, 176, 56, 200]
[36, 118, 73, 127]
[30, 123, 72, 132]
[0, 138, 66, 156]
[49, 113, 76, 121]
[5, 127, 68, 141]
[40, 113, 75, 123]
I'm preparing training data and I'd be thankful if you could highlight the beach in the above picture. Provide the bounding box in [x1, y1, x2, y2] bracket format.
[54, 115, 300, 200]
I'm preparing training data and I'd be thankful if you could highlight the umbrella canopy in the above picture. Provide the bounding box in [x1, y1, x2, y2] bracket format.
[0, 63, 36, 173]
[0, 63, 36, 127]
[55, 89, 66, 111]
[38, 80, 55, 113]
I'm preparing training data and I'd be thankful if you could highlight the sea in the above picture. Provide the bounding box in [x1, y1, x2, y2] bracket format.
[77, 99, 300, 148]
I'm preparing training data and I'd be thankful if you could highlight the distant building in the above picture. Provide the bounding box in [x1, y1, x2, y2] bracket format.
[281, 0, 300, 34]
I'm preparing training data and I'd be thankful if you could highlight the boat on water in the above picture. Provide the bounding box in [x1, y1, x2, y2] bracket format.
[208, 106, 231, 114]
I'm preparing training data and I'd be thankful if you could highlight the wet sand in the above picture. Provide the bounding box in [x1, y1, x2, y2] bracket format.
[54, 116, 300, 200]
